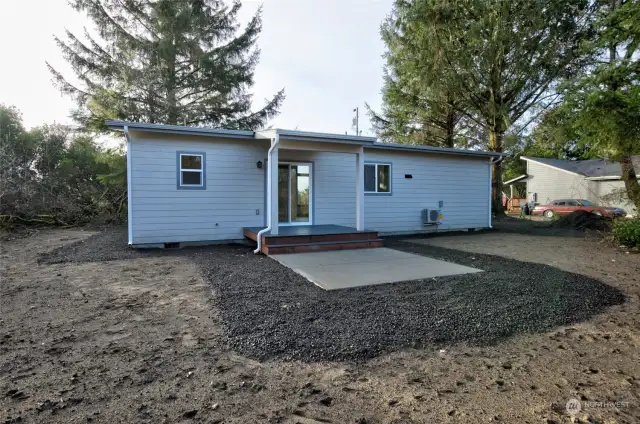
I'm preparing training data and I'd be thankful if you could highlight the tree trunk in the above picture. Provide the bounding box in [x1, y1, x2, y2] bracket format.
[445, 109, 455, 148]
[620, 156, 640, 211]
[489, 128, 504, 217]
[166, 37, 178, 125]
[167, 88, 177, 125]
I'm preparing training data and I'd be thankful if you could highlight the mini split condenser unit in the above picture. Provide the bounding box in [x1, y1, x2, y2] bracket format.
[422, 209, 441, 225]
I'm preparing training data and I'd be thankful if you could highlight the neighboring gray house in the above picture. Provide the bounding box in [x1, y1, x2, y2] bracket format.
[521, 156, 639, 216]
[107, 121, 502, 251]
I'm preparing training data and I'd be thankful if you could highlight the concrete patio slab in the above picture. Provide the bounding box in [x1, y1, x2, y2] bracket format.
[270, 248, 482, 290]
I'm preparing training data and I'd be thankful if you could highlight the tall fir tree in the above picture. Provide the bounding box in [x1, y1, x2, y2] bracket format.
[48, 0, 284, 131]
[368, 0, 466, 148]
[373, 0, 593, 215]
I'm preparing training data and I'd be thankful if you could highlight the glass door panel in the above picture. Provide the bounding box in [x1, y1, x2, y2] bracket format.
[277, 163, 312, 225]
[278, 165, 289, 223]
[291, 165, 310, 223]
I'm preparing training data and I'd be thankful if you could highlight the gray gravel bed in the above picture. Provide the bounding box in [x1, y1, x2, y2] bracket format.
[194, 240, 624, 362]
[39, 229, 625, 362]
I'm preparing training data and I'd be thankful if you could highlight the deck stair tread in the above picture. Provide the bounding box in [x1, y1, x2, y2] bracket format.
[267, 238, 383, 248]
[243, 225, 383, 255]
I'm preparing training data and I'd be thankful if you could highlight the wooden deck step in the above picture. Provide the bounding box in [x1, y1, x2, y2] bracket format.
[264, 239, 384, 255]
[243, 225, 383, 255]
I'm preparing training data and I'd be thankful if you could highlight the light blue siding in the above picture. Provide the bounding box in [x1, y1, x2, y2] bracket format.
[278, 150, 357, 226]
[278, 149, 491, 233]
[129, 134, 492, 245]
[129, 131, 268, 244]
[363, 149, 490, 234]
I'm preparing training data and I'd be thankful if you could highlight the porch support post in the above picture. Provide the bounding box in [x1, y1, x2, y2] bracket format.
[356, 146, 365, 231]
[269, 142, 279, 235]
[509, 184, 514, 211]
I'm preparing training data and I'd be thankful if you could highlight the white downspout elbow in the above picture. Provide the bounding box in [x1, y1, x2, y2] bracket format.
[254, 134, 279, 254]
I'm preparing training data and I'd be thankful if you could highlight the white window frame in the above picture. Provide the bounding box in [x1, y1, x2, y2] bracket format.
[364, 162, 392, 195]
[179, 153, 204, 188]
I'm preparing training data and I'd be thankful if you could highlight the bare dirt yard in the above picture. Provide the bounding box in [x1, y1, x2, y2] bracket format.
[1, 225, 639, 424]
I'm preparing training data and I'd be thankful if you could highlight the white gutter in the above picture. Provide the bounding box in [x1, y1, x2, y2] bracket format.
[124, 126, 133, 245]
[254, 134, 279, 254]
[585, 175, 634, 181]
[489, 155, 506, 228]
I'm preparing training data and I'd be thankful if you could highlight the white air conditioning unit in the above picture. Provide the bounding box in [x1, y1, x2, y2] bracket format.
[422, 209, 441, 225]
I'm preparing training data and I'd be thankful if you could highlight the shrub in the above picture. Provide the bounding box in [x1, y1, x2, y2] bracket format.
[612, 218, 640, 248]
[0, 104, 127, 229]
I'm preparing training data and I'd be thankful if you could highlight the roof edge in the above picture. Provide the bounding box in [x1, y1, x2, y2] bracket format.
[367, 142, 504, 158]
[106, 120, 256, 139]
[276, 128, 377, 144]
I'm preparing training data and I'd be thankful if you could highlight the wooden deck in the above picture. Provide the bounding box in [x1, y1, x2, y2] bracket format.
[243, 225, 383, 255]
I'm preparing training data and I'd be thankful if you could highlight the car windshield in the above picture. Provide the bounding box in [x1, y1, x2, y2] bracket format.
[579, 200, 594, 206]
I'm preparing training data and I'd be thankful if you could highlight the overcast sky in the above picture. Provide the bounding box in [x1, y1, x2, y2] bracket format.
[0, 0, 392, 136]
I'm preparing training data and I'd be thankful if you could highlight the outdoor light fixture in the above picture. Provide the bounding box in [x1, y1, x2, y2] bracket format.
[256, 160, 263, 169]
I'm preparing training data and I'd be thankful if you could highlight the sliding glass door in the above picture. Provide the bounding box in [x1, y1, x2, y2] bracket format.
[278, 163, 312, 225]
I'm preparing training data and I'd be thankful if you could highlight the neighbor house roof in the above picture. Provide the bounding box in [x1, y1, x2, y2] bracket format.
[521, 156, 640, 179]
[106, 120, 503, 159]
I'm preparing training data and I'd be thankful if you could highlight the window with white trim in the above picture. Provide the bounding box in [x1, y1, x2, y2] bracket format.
[179, 153, 204, 187]
[364, 163, 391, 194]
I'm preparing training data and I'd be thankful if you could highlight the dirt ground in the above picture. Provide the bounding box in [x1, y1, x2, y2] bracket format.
[1, 229, 640, 423]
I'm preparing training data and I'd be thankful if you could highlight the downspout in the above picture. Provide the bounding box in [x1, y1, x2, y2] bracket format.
[489, 155, 505, 229]
[254, 134, 279, 254]
[124, 126, 133, 245]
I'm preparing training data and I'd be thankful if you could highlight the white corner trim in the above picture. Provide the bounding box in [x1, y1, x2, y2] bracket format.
[520, 156, 583, 177]
[124, 126, 133, 245]
[356, 146, 365, 231]
[488, 157, 493, 228]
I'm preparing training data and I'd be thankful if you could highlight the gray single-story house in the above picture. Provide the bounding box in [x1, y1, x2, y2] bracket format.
[517, 156, 639, 216]
[107, 121, 502, 253]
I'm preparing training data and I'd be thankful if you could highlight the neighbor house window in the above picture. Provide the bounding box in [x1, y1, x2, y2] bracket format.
[177, 152, 206, 189]
[364, 163, 391, 194]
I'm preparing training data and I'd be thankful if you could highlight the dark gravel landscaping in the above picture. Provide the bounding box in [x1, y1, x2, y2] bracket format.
[194, 240, 624, 362]
[41, 229, 625, 363]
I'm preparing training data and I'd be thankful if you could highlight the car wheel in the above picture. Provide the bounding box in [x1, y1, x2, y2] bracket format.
[544, 210, 554, 218]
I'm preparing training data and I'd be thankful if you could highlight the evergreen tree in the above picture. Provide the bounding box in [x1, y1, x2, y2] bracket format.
[48, 0, 284, 131]
[368, 0, 466, 148]
[373, 0, 593, 215]
[560, 0, 640, 209]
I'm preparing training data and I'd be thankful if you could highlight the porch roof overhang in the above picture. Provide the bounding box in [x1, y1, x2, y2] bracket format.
[504, 174, 529, 185]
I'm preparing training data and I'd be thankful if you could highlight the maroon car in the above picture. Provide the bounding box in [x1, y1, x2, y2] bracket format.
[532, 199, 627, 218]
